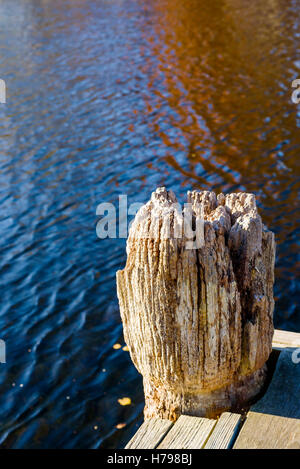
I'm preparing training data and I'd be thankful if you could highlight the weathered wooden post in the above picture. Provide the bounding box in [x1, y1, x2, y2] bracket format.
[117, 188, 275, 420]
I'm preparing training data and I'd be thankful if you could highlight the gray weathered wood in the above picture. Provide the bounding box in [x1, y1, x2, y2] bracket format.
[272, 329, 300, 350]
[234, 349, 300, 448]
[250, 348, 300, 419]
[117, 188, 275, 420]
[157, 415, 216, 449]
[233, 413, 300, 449]
[125, 418, 173, 449]
[125, 338, 300, 449]
[204, 412, 241, 449]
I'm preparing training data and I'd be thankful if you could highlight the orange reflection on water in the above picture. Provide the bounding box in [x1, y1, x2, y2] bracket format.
[137, 0, 300, 322]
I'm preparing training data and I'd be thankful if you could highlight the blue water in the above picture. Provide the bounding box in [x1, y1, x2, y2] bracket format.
[0, 0, 299, 448]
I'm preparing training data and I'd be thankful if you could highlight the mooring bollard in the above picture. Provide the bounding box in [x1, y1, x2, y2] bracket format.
[116, 188, 275, 420]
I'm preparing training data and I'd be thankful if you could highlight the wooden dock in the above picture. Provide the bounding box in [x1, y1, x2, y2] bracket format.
[125, 329, 300, 449]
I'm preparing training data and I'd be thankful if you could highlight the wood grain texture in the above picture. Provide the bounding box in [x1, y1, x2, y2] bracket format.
[234, 349, 300, 448]
[204, 412, 241, 449]
[157, 415, 216, 449]
[250, 348, 300, 419]
[125, 418, 173, 449]
[272, 329, 300, 350]
[233, 413, 300, 449]
[117, 188, 275, 420]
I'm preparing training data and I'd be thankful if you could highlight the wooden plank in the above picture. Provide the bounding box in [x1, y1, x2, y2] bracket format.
[204, 412, 241, 449]
[272, 329, 300, 350]
[157, 415, 216, 449]
[234, 349, 300, 448]
[250, 348, 300, 418]
[125, 418, 173, 449]
[233, 413, 300, 449]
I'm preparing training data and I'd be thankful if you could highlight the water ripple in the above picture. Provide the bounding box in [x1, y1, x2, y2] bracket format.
[0, 0, 299, 449]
